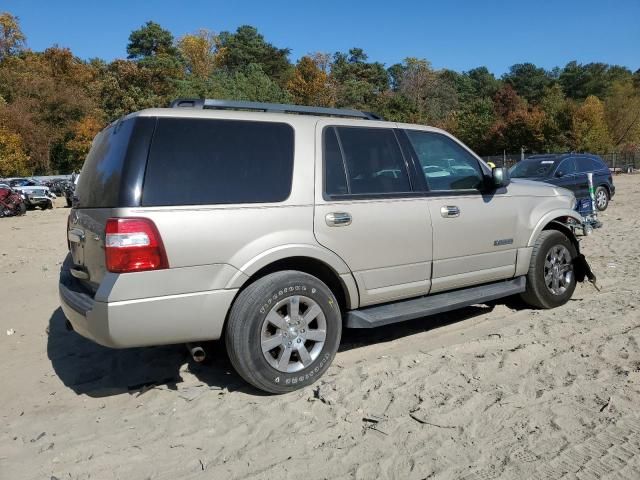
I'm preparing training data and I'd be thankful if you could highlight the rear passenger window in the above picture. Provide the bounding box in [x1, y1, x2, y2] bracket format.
[324, 126, 411, 196]
[576, 157, 600, 173]
[142, 118, 294, 206]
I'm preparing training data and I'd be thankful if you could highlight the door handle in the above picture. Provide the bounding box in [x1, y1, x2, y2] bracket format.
[440, 206, 460, 218]
[326, 212, 352, 227]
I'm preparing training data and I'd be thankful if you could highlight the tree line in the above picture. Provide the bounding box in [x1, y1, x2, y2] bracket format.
[1, 12, 639, 176]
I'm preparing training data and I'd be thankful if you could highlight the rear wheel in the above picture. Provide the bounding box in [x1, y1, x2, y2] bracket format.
[520, 230, 577, 309]
[225, 271, 342, 393]
[595, 186, 609, 211]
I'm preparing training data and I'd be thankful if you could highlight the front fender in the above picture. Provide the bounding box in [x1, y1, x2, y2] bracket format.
[528, 209, 583, 247]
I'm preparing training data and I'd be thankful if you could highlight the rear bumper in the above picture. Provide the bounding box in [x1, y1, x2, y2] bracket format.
[59, 267, 238, 348]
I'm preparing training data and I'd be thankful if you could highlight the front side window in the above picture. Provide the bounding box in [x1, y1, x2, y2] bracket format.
[557, 158, 577, 175]
[323, 126, 411, 196]
[406, 130, 484, 191]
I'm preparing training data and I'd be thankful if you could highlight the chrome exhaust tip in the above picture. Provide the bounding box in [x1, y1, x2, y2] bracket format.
[186, 343, 206, 362]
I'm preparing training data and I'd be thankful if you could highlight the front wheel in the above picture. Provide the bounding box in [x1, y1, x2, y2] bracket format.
[520, 230, 577, 309]
[225, 271, 342, 394]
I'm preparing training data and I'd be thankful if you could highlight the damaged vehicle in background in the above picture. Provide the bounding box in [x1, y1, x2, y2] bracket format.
[0, 183, 27, 217]
[9, 178, 55, 210]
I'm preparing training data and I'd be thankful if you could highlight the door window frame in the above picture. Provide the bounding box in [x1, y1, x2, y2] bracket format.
[399, 129, 492, 196]
[321, 125, 423, 201]
[554, 157, 578, 177]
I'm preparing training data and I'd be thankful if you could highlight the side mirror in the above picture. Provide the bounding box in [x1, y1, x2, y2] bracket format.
[555, 170, 564, 178]
[491, 167, 510, 188]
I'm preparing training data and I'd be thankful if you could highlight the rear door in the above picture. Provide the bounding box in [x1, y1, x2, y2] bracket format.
[403, 129, 519, 293]
[313, 121, 433, 307]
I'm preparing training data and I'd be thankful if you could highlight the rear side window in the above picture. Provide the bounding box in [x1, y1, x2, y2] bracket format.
[324, 126, 411, 196]
[75, 119, 135, 208]
[142, 118, 294, 206]
[576, 157, 605, 172]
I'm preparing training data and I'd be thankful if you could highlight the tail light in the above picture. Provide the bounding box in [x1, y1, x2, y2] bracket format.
[105, 218, 168, 273]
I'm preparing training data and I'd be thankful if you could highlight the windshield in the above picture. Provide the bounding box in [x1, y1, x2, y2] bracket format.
[510, 159, 557, 178]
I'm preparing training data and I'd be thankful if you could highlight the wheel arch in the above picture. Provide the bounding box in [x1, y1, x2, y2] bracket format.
[226, 245, 359, 312]
[528, 209, 582, 249]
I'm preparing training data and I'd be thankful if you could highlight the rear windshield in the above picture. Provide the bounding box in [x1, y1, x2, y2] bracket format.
[74, 119, 135, 208]
[142, 118, 294, 206]
[510, 159, 558, 178]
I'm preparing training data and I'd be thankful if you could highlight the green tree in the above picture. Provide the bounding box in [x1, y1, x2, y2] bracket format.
[605, 80, 640, 148]
[451, 97, 496, 154]
[571, 95, 612, 152]
[331, 48, 389, 108]
[216, 26, 291, 84]
[503, 63, 553, 104]
[540, 84, 571, 151]
[396, 58, 458, 126]
[466, 66, 500, 99]
[127, 21, 177, 59]
[560, 61, 633, 100]
[213, 64, 290, 103]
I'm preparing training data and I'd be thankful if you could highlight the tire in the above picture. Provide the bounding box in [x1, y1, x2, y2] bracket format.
[595, 186, 609, 211]
[225, 270, 342, 394]
[18, 203, 26, 215]
[520, 230, 577, 309]
[66, 197, 72, 207]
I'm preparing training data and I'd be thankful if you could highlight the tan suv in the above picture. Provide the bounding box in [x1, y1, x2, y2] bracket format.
[59, 99, 595, 393]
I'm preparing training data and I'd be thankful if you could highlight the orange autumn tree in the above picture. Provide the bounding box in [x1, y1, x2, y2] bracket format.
[65, 115, 104, 171]
[287, 56, 336, 107]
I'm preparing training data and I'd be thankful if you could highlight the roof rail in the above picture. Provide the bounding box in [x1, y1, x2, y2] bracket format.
[169, 98, 384, 120]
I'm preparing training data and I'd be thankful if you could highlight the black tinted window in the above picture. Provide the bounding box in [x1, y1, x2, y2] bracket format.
[331, 127, 410, 195]
[75, 119, 135, 208]
[324, 128, 348, 195]
[576, 157, 605, 172]
[142, 118, 294, 206]
[406, 130, 484, 190]
[576, 157, 594, 173]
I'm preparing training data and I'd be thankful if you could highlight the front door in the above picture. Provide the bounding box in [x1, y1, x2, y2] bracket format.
[313, 121, 433, 307]
[549, 157, 581, 196]
[403, 129, 519, 293]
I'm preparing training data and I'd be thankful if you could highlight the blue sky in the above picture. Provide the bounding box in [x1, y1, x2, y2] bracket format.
[4, 0, 639, 75]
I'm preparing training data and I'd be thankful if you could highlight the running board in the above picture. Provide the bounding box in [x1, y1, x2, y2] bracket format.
[345, 276, 526, 328]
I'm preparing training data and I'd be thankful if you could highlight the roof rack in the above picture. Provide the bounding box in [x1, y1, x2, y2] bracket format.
[170, 98, 384, 120]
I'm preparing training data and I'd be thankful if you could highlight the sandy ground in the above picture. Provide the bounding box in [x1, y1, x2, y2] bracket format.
[1, 177, 639, 480]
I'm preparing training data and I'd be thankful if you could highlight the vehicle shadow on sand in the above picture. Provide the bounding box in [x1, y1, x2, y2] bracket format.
[47, 299, 524, 398]
[46, 308, 249, 398]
